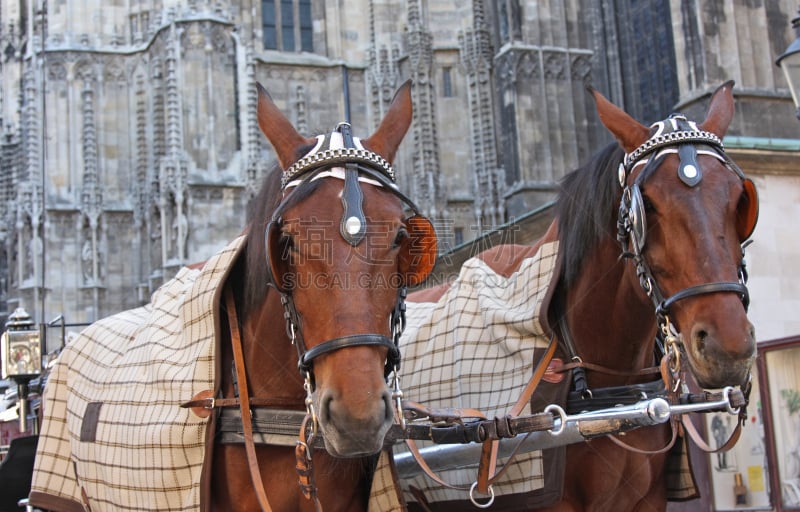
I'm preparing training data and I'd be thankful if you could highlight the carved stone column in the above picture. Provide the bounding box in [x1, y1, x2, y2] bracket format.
[406, 0, 444, 221]
[459, 1, 503, 230]
[157, 23, 190, 278]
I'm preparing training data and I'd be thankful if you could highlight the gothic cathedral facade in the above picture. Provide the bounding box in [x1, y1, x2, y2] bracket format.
[0, 0, 797, 328]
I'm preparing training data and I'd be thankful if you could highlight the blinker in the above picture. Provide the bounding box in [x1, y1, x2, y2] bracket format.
[628, 185, 647, 253]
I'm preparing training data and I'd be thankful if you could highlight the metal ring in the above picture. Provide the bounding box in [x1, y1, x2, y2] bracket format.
[391, 368, 406, 430]
[722, 386, 740, 415]
[544, 404, 567, 436]
[296, 439, 313, 462]
[469, 482, 495, 509]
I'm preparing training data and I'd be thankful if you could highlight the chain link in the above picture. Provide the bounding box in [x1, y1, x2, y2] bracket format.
[303, 371, 318, 437]
[624, 130, 722, 171]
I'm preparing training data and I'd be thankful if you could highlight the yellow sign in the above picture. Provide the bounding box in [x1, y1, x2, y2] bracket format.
[748, 465, 765, 492]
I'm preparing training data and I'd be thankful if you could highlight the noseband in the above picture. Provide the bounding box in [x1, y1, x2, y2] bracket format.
[267, 123, 425, 384]
[616, 114, 756, 346]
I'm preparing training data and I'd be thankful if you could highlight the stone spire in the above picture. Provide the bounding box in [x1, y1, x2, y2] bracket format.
[459, 0, 503, 229]
[157, 23, 190, 271]
[406, 0, 443, 220]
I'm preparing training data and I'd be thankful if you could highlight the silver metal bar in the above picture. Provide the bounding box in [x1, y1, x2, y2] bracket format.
[394, 397, 692, 479]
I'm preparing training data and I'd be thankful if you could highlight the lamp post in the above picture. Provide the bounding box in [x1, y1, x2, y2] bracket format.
[776, 7, 800, 120]
[0, 308, 42, 434]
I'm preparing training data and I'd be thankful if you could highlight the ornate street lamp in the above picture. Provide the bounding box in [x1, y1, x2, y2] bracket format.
[1, 308, 42, 433]
[776, 7, 800, 119]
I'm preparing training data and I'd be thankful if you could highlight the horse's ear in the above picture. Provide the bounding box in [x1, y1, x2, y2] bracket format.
[256, 82, 317, 170]
[398, 215, 437, 287]
[587, 85, 650, 153]
[700, 80, 735, 138]
[361, 80, 413, 163]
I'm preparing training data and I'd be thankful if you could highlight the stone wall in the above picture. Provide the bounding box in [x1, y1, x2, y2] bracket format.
[0, 0, 797, 336]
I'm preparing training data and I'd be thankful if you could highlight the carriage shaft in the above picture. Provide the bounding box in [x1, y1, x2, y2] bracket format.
[394, 397, 685, 479]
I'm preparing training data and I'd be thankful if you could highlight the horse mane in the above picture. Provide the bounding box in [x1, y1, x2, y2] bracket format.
[554, 143, 625, 287]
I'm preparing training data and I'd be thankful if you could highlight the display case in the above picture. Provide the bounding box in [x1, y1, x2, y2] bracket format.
[757, 336, 800, 511]
[707, 363, 771, 510]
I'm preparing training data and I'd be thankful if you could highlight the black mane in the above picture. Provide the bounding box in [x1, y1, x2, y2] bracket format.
[554, 143, 624, 287]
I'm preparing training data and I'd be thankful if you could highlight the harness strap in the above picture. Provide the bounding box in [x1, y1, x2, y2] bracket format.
[296, 415, 323, 512]
[225, 288, 273, 512]
[605, 420, 678, 455]
[475, 335, 558, 495]
[680, 413, 742, 453]
[402, 401, 487, 423]
[181, 395, 301, 411]
[401, 335, 558, 501]
[554, 359, 662, 377]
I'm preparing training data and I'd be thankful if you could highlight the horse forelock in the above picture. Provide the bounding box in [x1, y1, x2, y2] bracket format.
[555, 143, 624, 287]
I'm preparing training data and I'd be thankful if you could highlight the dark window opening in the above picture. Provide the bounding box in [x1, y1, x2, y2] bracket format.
[262, 0, 313, 52]
[442, 67, 454, 97]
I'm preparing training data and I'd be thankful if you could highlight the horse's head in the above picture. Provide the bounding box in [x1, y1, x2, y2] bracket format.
[590, 82, 759, 389]
[254, 81, 436, 456]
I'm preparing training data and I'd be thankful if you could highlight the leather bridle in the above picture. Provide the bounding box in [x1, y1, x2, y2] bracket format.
[615, 114, 758, 358]
[265, 122, 429, 397]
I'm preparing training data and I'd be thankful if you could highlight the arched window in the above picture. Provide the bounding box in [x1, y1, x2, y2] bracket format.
[262, 0, 313, 52]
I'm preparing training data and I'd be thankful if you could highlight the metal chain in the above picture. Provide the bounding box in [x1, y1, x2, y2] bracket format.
[282, 147, 395, 187]
[661, 316, 682, 393]
[303, 372, 318, 437]
[624, 130, 722, 171]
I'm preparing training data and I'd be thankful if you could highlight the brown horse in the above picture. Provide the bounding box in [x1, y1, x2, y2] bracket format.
[28, 81, 435, 512]
[391, 81, 758, 511]
[541, 81, 758, 511]
[210, 82, 437, 511]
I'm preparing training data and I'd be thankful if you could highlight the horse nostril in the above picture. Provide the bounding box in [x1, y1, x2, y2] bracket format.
[383, 390, 393, 423]
[693, 328, 708, 354]
[318, 392, 333, 424]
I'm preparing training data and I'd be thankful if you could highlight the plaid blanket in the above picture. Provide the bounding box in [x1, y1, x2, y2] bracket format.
[29, 236, 245, 512]
[369, 235, 561, 511]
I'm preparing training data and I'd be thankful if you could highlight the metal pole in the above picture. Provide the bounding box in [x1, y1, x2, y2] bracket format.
[341, 64, 351, 124]
[394, 398, 674, 479]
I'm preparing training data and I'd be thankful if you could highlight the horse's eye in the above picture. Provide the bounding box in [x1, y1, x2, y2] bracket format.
[642, 195, 655, 213]
[279, 233, 296, 256]
[393, 228, 409, 248]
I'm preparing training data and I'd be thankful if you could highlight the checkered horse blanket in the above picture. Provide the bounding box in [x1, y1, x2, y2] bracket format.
[369, 225, 564, 511]
[30, 235, 245, 512]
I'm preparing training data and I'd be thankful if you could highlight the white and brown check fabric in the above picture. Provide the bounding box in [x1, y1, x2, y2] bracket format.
[30, 236, 245, 512]
[369, 239, 560, 509]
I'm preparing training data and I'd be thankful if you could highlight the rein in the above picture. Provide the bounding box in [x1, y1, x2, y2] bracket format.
[224, 287, 275, 512]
